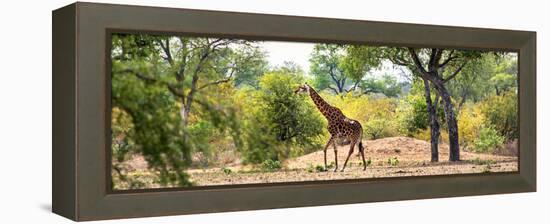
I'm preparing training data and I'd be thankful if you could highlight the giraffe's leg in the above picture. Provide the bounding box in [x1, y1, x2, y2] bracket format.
[341, 139, 356, 172]
[333, 140, 338, 172]
[323, 137, 334, 171]
[359, 141, 367, 171]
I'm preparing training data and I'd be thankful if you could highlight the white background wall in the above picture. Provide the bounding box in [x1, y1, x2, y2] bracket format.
[0, 0, 546, 223]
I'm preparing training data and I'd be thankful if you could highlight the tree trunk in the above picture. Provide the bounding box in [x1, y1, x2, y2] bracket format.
[423, 79, 440, 162]
[458, 91, 467, 112]
[435, 84, 460, 161]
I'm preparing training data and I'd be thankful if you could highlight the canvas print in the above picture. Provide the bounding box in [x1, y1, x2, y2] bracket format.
[110, 33, 518, 190]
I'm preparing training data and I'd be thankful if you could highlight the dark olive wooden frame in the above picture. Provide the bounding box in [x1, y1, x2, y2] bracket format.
[52, 2, 536, 221]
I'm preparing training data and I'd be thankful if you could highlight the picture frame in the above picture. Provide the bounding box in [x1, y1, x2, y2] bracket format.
[52, 2, 536, 221]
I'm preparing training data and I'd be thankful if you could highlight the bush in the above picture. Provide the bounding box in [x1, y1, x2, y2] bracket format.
[387, 157, 399, 166]
[457, 104, 485, 150]
[221, 167, 233, 175]
[480, 91, 518, 140]
[261, 159, 282, 171]
[239, 72, 325, 164]
[473, 127, 505, 153]
[364, 117, 395, 139]
[396, 94, 445, 136]
[322, 92, 399, 139]
[187, 120, 216, 166]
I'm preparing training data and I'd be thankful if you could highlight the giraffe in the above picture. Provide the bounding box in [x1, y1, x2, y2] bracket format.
[295, 83, 367, 172]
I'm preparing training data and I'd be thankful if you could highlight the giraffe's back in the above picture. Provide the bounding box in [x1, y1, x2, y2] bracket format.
[328, 118, 362, 139]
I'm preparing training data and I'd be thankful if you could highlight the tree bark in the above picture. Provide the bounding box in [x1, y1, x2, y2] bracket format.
[423, 79, 440, 162]
[408, 48, 461, 162]
[434, 82, 460, 161]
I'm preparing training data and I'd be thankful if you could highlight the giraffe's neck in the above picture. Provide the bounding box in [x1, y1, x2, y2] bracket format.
[308, 86, 334, 119]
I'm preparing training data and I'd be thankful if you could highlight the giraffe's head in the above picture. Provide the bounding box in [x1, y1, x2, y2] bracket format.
[294, 83, 310, 95]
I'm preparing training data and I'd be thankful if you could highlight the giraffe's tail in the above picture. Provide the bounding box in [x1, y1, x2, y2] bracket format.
[358, 128, 364, 151]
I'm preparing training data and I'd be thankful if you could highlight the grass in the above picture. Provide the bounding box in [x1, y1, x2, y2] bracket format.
[307, 162, 335, 173]
[471, 157, 495, 173]
[261, 159, 282, 172]
[221, 167, 232, 175]
[387, 157, 399, 166]
[471, 157, 496, 166]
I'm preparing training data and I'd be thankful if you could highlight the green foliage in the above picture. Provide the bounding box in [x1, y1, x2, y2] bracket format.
[360, 74, 403, 97]
[232, 47, 270, 88]
[480, 92, 518, 140]
[396, 93, 446, 136]
[187, 120, 215, 164]
[471, 158, 496, 173]
[446, 54, 496, 104]
[387, 157, 399, 166]
[307, 163, 331, 173]
[473, 127, 505, 153]
[322, 93, 400, 139]
[341, 46, 382, 81]
[471, 158, 496, 166]
[111, 70, 193, 187]
[110, 34, 270, 188]
[457, 104, 485, 150]
[315, 164, 327, 172]
[309, 44, 352, 93]
[364, 117, 393, 139]
[221, 167, 233, 175]
[239, 72, 325, 164]
[490, 73, 516, 95]
[261, 159, 282, 171]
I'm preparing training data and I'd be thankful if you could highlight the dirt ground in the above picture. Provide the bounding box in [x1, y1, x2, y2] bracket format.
[115, 137, 518, 189]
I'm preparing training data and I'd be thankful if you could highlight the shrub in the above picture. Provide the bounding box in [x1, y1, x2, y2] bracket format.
[387, 157, 399, 166]
[261, 159, 282, 171]
[364, 117, 395, 139]
[238, 72, 325, 164]
[221, 167, 233, 175]
[323, 93, 399, 139]
[471, 157, 496, 166]
[187, 120, 216, 166]
[473, 127, 505, 153]
[315, 164, 326, 172]
[307, 164, 315, 173]
[480, 91, 518, 140]
[412, 129, 449, 144]
[396, 94, 445, 136]
[457, 105, 485, 150]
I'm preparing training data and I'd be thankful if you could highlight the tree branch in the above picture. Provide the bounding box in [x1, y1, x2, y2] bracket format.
[117, 69, 185, 98]
[443, 60, 468, 83]
[407, 48, 429, 75]
[327, 86, 339, 95]
[438, 50, 456, 69]
[156, 38, 174, 66]
[199, 68, 237, 90]
[346, 80, 361, 93]
[428, 48, 438, 70]
[327, 65, 343, 91]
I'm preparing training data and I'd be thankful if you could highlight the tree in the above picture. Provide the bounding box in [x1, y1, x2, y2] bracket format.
[240, 72, 325, 163]
[310, 44, 382, 94]
[407, 48, 482, 161]
[113, 35, 265, 128]
[309, 44, 347, 94]
[360, 74, 404, 97]
[445, 54, 495, 110]
[348, 46, 443, 162]
[111, 34, 269, 186]
[344, 46, 484, 161]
